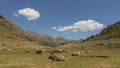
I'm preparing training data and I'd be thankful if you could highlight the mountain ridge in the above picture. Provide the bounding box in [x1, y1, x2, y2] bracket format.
[85, 22, 120, 41]
[0, 15, 120, 47]
[0, 15, 73, 46]
[0, 15, 26, 40]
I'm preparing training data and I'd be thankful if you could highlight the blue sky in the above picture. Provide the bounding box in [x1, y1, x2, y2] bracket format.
[0, 0, 120, 40]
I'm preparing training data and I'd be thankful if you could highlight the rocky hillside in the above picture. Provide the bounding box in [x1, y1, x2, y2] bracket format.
[25, 31, 72, 46]
[55, 36, 71, 45]
[0, 15, 73, 46]
[86, 22, 120, 41]
[25, 31, 58, 46]
[0, 15, 26, 40]
[0, 15, 43, 49]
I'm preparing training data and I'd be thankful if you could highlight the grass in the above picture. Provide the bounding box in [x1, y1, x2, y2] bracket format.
[0, 38, 119, 68]
[0, 49, 119, 68]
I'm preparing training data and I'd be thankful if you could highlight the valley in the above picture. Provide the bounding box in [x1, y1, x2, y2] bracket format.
[0, 15, 120, 68]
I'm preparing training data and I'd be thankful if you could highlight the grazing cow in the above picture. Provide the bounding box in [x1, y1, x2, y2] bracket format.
[81, 51, 85, 54]
[85, 51, 91, 54]
[55, 49, 63, 53]
[36, 50, 46, 55]
[49, 55, 70, 61]
[50, 49, 70, 54]
[50, 49, 63, 54]
[7, 49, 12, 51]
[62, 49, 70, 53]
[72, 52, 80, 56]
[56, 55, 66, 61]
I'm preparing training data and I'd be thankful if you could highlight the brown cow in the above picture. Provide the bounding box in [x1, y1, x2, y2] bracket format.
[49, 55, 70, 61]
[36, 50, 46, 55]
[85, 51, 91, 54]
[72, 52, 80, 56]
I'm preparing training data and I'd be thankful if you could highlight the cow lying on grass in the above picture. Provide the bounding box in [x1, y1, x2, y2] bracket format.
[49, 55, 70, 61]
[72, 52, 80, 56]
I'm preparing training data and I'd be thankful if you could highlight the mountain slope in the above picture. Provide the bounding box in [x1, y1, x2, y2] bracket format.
[0, 15, 25, 40]
[86, 22, 120, 41]
[25, 31, 58, 46]
[25, 31, 72, 46]
[0, 15, 43, 49]
[55, 36, 71, 45]
[0, 15, 73, 47]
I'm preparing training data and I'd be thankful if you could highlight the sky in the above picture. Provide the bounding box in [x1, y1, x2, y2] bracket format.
[0, 0, 120, 40]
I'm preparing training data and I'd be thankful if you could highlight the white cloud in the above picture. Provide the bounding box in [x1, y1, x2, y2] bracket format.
[14, 8, 40, 21]
[73, 29, 79, 32]
[53, 27, 57, 30]
[53, 20, 105, 32]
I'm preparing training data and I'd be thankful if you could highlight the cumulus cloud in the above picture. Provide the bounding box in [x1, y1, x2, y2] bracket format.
[14, 8, 40, 21]
[53, 20, 105, 32]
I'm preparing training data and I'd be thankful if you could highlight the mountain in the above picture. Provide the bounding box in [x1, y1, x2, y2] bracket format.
[0, 15, 25, 40]
[0, 15, 43, 49]
[55, 36, 71, 45]
[86, 22, 120, 41]
[25, 31, 73, 46]
[0, 15, 73, 47]
[25, 31, 58, 46]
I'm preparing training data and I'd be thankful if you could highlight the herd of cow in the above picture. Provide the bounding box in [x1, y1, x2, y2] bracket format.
[35, 49, 91, 61]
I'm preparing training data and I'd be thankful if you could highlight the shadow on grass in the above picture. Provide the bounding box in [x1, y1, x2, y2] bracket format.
[79, 55, 109, 58]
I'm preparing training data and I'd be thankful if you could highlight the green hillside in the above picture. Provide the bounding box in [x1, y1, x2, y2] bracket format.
[86, 22, 120, 41]
[0, 15, 72, 47]
[25, 30, 58, 46]
[0, 15, 120, 68]
[0, 15, 25, 40]
[0, 15, 44, 49]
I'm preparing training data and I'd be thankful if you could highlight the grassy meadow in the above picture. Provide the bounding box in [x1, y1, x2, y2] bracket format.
[0, 40, 120, 68]
[0, 50, 119, 68]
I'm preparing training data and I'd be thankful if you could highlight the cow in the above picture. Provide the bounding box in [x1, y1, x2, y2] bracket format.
[72, 52, 80, 56]
[36, 50, 46, 55]
[49, 55, 70, 61]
